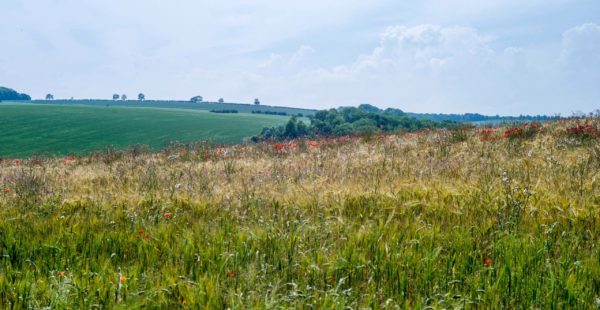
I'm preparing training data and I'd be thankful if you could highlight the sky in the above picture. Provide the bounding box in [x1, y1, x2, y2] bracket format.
[1, 0, 599, 115]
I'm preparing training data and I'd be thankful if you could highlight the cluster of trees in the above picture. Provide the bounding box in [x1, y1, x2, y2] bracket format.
[111, 93, 145, 101]
[309, 107, 451, 136]
[258, 116, 310, 140]
[0, 87, 31, 101]
[256, 106, 454, 140]
[209, 109, 238, 113]
[191, 97, 258, 105]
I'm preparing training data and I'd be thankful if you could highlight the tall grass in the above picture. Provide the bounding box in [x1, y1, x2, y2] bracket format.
[0, 118, 598, 308]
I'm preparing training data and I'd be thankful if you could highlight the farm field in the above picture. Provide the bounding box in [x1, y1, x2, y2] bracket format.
[31, 99, 316, 116]
[0, 118, 598, 308]
[0, 103, 291, 158]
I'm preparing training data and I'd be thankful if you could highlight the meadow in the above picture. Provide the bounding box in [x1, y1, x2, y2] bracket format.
[0, 117, 599, 308]
[0, 103, 291, 158]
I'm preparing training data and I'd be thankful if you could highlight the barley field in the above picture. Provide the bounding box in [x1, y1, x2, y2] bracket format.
[0, 118, 598, 308]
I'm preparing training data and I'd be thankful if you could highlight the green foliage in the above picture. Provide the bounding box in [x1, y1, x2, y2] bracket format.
[0, 87, 31, 101]
[357, 103, 382, 113]
[259, 116, 310, 140]
[259, 107, 454, 140]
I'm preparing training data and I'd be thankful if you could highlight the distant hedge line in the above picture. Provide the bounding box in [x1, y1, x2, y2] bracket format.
[252, 110, 305, 117]
[210, 109, 238, 114]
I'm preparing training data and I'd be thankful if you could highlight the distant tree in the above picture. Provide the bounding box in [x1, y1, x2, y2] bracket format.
[121, 94, 127, 101]
[138, 93, 145, 101]
[254, 98, 260, 105]
[191, 96, 203, 103]
[113, 94, 119, 101]
[218, 98, 224, 104]
[45, 94, 54, 100]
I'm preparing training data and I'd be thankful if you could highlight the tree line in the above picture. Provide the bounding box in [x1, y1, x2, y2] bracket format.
[358, 103, 560, 122]
[254, 106, 457, 141]
[0, 87, 31, 101]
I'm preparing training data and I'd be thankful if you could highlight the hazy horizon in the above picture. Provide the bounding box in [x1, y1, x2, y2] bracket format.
[1, 1, 599, 115]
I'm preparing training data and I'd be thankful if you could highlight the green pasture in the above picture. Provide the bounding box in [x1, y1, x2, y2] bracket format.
[0, 103, 289, 157]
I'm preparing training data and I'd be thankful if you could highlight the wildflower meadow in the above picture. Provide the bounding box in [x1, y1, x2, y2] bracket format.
[0, 117, 599, 308]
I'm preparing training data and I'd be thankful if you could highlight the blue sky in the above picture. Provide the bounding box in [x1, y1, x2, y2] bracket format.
[1, 0, 599, 115]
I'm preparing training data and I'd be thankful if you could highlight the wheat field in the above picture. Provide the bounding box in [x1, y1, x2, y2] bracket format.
[0, 119, 598, 308]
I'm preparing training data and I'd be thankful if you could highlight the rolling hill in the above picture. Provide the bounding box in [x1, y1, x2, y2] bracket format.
[0, 102, 291, 157]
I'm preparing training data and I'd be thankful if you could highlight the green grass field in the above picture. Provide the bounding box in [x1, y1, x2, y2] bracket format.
[0, 103, 289, 158]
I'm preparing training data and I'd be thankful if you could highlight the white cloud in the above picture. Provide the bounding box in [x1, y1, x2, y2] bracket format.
[1, 1, 599, 114]
[258, 45, 315, 69]
[353, 25, 494, 73]
[240, 23, 600, 114]
[561, 23, 600, 70]
[290, 45, 316, 64]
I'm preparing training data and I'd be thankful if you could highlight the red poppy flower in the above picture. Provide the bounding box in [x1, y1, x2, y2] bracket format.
[164, 212, 172, 218]
[228, 271, 235, 279]
[484, 259, 493, 266]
